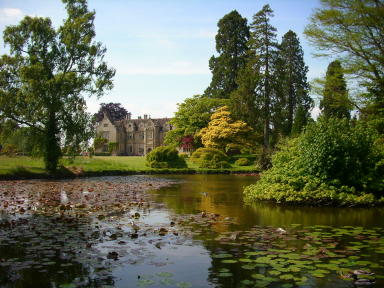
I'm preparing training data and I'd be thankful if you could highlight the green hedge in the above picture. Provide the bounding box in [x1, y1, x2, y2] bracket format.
[146, 146, 187, 168]
[235, 158, 250, 166]
[190, 147, 231, 169]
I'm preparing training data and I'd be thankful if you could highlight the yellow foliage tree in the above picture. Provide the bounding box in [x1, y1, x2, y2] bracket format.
[198, 106, 253, 152]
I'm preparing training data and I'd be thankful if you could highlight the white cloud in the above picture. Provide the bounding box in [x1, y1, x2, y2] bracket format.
[0, 8, 23, 24]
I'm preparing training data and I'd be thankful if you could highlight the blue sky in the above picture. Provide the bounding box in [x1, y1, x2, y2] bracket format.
[0, 0, 329, 118]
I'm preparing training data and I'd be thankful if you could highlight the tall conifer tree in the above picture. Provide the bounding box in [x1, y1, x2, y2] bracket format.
[321, 60, 351, 119]
[249, 4, 278, 150]
[275, 30, 312, 135]
[205, 10, 250, 99]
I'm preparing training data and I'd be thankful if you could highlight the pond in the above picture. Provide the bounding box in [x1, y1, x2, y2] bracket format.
[1, 174, 384, 288]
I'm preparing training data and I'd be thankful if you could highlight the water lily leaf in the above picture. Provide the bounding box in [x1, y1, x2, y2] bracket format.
[239, 258, 253, 263]
[218, 272, 233, 277]
[59, 284, 76, 288]
[160, 278, 176, 286]
[222, 259, 237, 264]
[137, 279, 155, 287]
[251, 274, 266, 280]
[240, 279, 254, 286]
[156, 272, 174, 278]
[212, 253, 232, 259]
[176, 282, 192, 288]
[268, 270, 281, 276]
[241, 264, 256, 270]
[279, 274, 294, 280]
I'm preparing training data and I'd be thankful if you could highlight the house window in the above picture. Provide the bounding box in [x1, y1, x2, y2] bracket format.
[128, 145, 133, 153]
[103, 123, 108, 127]
[138, 147, 144, 154]
[147, 131, 153, 139]
[140, 132, 144, 139]
[128, 133, 133, 139]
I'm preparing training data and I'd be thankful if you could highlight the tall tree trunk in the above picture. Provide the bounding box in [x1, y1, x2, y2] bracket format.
[44, 108, 61, 172]
[287, 83, 294, 134]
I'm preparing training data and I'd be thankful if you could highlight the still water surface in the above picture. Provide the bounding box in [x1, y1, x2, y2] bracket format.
[1, 174, 384, 288]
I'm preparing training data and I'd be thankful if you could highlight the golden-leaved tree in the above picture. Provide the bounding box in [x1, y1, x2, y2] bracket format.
[198, 106, 253, 152]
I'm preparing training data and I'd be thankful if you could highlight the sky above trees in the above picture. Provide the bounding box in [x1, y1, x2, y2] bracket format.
[0, 0, 329, 118]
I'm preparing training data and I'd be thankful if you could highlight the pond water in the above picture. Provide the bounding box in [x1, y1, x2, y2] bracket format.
[1, 174, 384, 288]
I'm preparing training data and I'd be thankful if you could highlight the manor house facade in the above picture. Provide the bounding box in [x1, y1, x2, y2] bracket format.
[95, 112, 173, 156]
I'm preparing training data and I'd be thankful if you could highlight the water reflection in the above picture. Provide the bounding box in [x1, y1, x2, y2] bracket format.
[151, 174, 384, 229]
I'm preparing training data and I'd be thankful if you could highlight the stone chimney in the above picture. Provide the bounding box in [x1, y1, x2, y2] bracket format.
[144, 114, 148, 119]
[127, 112, 131, 120]
[138, 116, 142, 119]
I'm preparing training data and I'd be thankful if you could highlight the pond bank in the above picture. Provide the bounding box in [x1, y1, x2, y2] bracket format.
[0, 155, 259, 180]
[0, 168, 259, 180]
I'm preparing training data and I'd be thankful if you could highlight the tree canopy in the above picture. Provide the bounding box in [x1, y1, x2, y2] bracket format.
[204, 10, 250, 99]
[249, 4, 278, 150]
[198, 106, 253, 152]
[0, 0, 115, 171]
[275, 30, 312, 135]
[304, 0, 384, 108]
[320, 60, 352, 119]
[164, 95, 228, 148]
[94, 103, 128, 122]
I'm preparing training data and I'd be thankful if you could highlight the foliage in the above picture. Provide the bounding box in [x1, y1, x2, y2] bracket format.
[1, 144, 17, 156]
[0, 0, 115, 172]
[108, 142, 118, 154]
[205, 10, 250, 99]
[298, 117, 382, 191]
[93, 136, 108, 149]
[164, 95, 228, 148]
[248, 4, 278, 150]
[198, 106, 253, 152]
[244, 117, 384, 206]
[320, 60, 352, 119]
[0, 120, 43, 156]
[230, 53, 261, 130]
[190, 147, 231, 169]
[304, 0, 384, 97]
[273, 30, 312, 135]
[146, 146, 187, 168]
[94, 102, 128, 122]
[235, 158, 250, 166]
[93, 152, 111, 156]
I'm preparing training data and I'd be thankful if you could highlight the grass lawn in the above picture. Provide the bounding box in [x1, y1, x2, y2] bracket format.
[0, 155, 258, 178]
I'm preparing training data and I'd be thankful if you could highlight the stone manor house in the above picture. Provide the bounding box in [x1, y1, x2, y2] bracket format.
[95, 112, 173, 156]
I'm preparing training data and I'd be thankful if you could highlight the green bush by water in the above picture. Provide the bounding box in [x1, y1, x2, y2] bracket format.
[235, 158, 250, 166]
[190, 148, 231, 169]
[146, 146, 187, 168]
[244, 118, 384, 206]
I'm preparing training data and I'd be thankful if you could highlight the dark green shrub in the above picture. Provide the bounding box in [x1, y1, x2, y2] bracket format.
[146, 146, 187, 168]
[94, 152, 111, 156]
[298, 117, 382, 191]
[235, 158, 250, 166]
[1, 144, 17, 156]
[108, 142, 118, 154]
[190, 148, 231, 169]
[244, 118, 384, 206]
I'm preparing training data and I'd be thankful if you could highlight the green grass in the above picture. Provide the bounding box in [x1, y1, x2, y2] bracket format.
[0, 155, 259, 179]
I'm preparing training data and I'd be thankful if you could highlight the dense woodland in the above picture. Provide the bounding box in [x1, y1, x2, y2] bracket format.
[0, 0, 383, 205]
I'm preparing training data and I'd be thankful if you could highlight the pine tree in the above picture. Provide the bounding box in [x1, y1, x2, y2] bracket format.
[229, 51, 261, 130]
[321, 60, 351, 119]
[249, 4, 278, 150]
[204, 10, 250, 99]
[276, 30, 312, 135]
